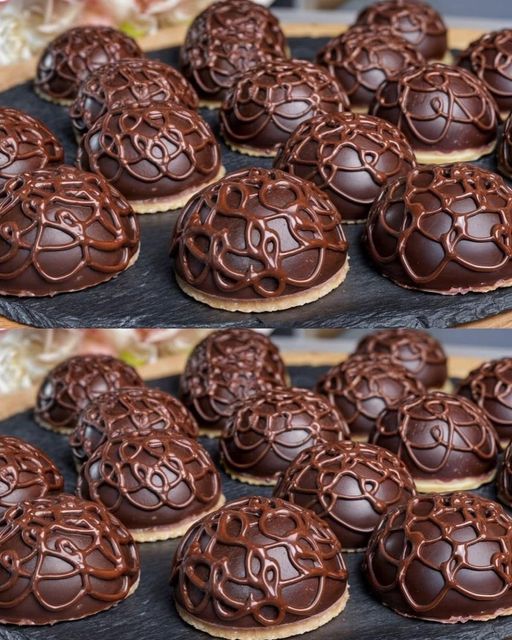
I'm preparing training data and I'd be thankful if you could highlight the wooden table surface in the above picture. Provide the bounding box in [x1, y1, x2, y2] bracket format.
[0, 21, 508, 330]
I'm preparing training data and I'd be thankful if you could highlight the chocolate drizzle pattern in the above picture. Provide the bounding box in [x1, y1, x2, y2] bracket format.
[0, 436, 63, 515]
[171, 495, 348, 629]
[499, 114, 512, 178]
[0, 165, 140, 297]
[274, 112, 416, 222]
[364, 492, 512, 622]
[365, 163, 512, 294]
[220, 387, 349, 482]
[316, 354, 425, 440]
[171, 167, 349, 301]
[0, 493, 139, 625]
[274, 441, 416, 549]
[498, 442, 512, 506]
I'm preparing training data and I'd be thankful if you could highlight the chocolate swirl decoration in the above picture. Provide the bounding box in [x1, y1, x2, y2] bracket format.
[220, 387, 350, 484]
[220, 59, 350, 155]
[355, 0, 448, 61]
[274, 441, 416, 550]
[78, 432, 223, 540]
[70, 387, 199, 468]
[458, 358, 512, 446]
[370, 63, 499, 159]
[0, 108, 63, 188]
[0, 165, 140, 297]
[365, 163, 512, 294]
[274, 112, 416, 222]
[498, 441, 512, 506]
[499, 113, 512, 178]
[371, 391, 499, 489]
[364, 492, 512, 622]
[34, 26, 143, 104]
[35, 354, 144, 434]
[316, 354, 425, 441]
[171, 496, 348, 636]
[316, 26, 425, 111]
[0, 436, 63, 516]
[70, 59, 199, 138]
[0, 493, 140, 625]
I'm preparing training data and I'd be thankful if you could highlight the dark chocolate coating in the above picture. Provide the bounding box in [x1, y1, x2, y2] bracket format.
[78, 103, 221, 205]
[220, 59, 349, 154]
[0, 108, 63, 187]
[458, 358, 512, 444]
[371, 391, 499, 483]
[274, 112, 416, 222]
[370, 63, 499, 155]
[365, 163, 512, 294]
[0, 436, 63, 515]
[0, 493, 139, 625]
[78, 432, 222, 532]
[498, 441, 512, 505]
[499, 113, 512, 178]
[171, 167, 349, 301]
[34, 26, 143, 103]
[274, 441, 416, 550]
[35, 354, 144, 434]
[458, 29, 512, 116]
[220, 387, 350, 482]
[69, 387, 199, 467]
[179, 329, 287, 434]
[70, 59, 199, 137]
[316, 354, 425, 440]
[0, 165, 140, 297]
[356, 328, 448, 388]
[171, 496, 348, 629]
[364, 492, 512, 622]
[316, 26, 425, 111]
[355, 0, 447, 61]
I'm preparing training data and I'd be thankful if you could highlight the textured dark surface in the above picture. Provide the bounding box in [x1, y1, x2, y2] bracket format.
[0, 364, 508, 639]
[0, 38, 511, 328]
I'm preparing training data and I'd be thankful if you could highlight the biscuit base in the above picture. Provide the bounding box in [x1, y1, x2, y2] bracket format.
[199, 99, 222, 110]
[383, 598, 512, 624]
[224, 137, 280, 158]
[34, 85, 74, 106]
[384, 271, 512, 296]
[350, 433, 369, 443]
[175, 259, 349, 313]
[414, 140, 496, 165]
[35, 414, 75, 435]
[222, 461, 279, 486]
[413, 468, 496, 494]
[198, 428, 223, 438]
[175, 587, 349, 640]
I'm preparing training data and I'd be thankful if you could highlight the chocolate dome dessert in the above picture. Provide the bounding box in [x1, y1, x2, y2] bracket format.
[498, 440, 512, 506]
[499, 113, 512, 179]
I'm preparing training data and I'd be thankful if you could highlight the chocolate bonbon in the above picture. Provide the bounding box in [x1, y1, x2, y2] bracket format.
[171, 495, 349, 640]
[220, 59, 349, 157]
[78, 431, 224, 541]
[78, 102, 224, 214]
[0, 165, 140, 297]
[0, 493, 140, 625]
[34, 26, 143, 105]
[365, 163, 512, 294]
[274, 441, 416, 550]
[274, 112, 416, 223]
[316, 354, 424, 441]
[220, 387, 349, 485]
[35, 354, 144, 434]
[364, 492, 512, 622]
[499, 113, 512, 179]
[171, 167, 349, 312]
[371, 391, 499, 491]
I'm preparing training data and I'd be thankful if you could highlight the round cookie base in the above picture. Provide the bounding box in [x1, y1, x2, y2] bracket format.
[34, 84, 74, 106]
[413, 140, 496, 165]
[223, 137, 280, 158]
[379, 270, 512, 296]
[35, 414, 78, 436]
[380, 597, 512, 624]
[413, 468, 496, 494]
[198, 428, 223, 438]
[198, 99, 222, 110]
[222, 461, 279, 486]
[175, 587, 349, 640]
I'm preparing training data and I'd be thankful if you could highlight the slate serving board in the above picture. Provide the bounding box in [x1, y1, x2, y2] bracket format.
[0, 364, 508, 640]
[0, 38, 511, 329]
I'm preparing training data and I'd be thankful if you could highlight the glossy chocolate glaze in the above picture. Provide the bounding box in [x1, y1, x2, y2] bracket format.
[274, 441, 416, 549]
[274, 112, 416, 222]
[364, 492, 512, 622]
[498, 441, 512, 505]
[220, 387, 350, 482]
[371, 391, 499, 483]
[316, 354, 424, 440]
[34, 26, 143, 103]
[0, 165, 140, 297]
[171, 167, 349, 301]
[179, 329, 287, 434]
[499, 113, 512, 178]
[171, 495, 348, 629]
[0, 493, 140, 625]
[35, 354, 144, 433]
[69, 387, 199, 467]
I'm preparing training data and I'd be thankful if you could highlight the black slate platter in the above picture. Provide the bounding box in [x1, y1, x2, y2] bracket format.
[0, 38, 511, 328]
[0, 364, 508, 640]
